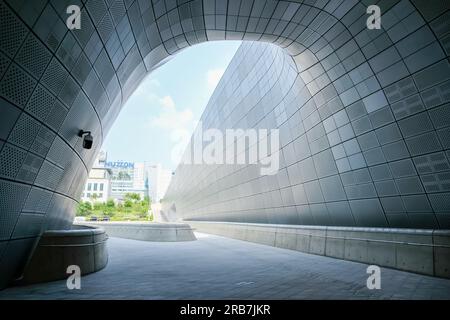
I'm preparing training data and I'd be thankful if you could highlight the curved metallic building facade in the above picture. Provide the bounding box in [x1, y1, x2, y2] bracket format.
[0, 0, 449, 287]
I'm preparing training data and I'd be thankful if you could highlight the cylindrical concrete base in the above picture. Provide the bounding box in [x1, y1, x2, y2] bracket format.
[18, 225, 108, 284]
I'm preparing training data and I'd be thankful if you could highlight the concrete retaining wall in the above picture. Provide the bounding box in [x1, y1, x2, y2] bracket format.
[80, 222, 196, 242]
[187, 221, 450, 279]
[19, 225, 108, 284]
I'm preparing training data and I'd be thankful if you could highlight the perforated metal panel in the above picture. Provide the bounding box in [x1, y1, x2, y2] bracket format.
[30, 126, 56, 158]
[8, 113, 41, 149]
[34, 160, 64, 190]
[41, 58, 68, 95]
[16, 153, 44, 184]
[11, 213, 45, 238]
[97, 13, 114, 42]
[45, 100, 68, 132]
[25, 85, 55, 123]
[109, 0, 126, 26]
[0, 97, 20, 140]
[0, 1, 28, 58]
[23, 187, 53, 214]
[0, 143, 27, 179]
[0, 180, 30, 240]
[15, 33, 51, 79]
[0, 63, 36, 108]
[86, 0, 108, 24]
[0, 51, 10, 79]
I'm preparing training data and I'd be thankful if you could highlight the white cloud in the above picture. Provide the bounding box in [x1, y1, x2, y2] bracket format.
[206, 68, 225, 91]
[149, 95, 197, 165]
[151, 106, 193, 130]
[159, 95, 175, 109]
[132, 77, 161, 100]
[151, 95, 192, 131]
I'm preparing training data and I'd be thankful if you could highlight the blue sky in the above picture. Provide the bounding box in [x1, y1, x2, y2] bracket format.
[101, 41, 241, 170]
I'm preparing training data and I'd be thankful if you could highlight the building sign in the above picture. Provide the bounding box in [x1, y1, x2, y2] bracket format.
[105, 161, 135, 169]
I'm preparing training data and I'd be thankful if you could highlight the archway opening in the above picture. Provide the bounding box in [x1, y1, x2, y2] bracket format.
[76, 41, 241, 222]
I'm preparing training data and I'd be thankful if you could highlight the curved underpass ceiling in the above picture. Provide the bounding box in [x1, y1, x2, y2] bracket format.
[0, 0, 449, 288]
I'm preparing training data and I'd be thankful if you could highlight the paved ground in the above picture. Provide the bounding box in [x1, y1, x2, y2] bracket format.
[1, 232, 450, 299]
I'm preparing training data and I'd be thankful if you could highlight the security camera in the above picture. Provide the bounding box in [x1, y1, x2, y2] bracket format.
[78, 130, 93, 149]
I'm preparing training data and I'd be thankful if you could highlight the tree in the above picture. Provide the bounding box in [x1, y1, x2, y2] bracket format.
[102, 200, 115, 216]
[125, 193, 141, 202]
[124, 199, 133, 208]
[93, 201, 103, 211]
[106, 199, 115, 208]
[77, 192, 153, 221]
[103, 209, 114, 217]
[76, 201, 92, 216]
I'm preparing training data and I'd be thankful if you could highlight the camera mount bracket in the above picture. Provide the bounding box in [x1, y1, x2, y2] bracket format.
[78, 130, 91, 137]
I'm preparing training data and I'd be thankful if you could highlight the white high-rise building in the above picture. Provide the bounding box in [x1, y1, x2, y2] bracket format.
[106, 160, 147, 201]
[145, 163, 172, 203]
[133, 162, 146, 190]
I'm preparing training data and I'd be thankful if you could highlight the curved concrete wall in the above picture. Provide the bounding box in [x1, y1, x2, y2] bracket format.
[0, 0, 449, 287]
[187, 221, 450, 278]
[80, 221, 196, 241]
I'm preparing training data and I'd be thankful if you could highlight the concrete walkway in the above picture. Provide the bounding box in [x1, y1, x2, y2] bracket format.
[1, 232, 450, 299]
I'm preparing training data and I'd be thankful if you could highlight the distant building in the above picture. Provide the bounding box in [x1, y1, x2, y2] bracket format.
[80, 167, 112, 203]
[81, 152, 172, 203]
[146, 164, 172, 203]
[107, 160, 145, 201]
